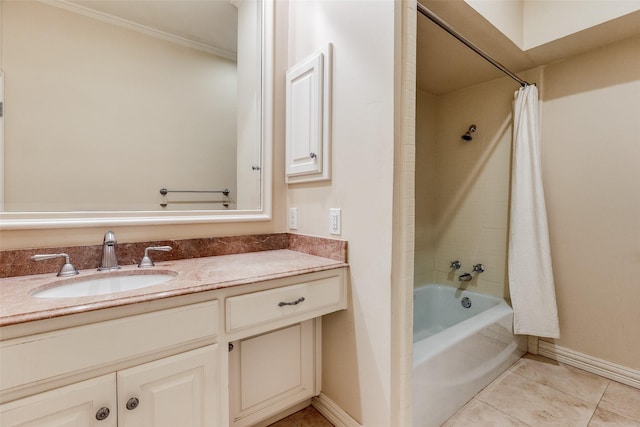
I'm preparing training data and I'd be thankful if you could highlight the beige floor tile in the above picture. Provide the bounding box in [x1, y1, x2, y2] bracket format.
[511, 355, 609, 404]
[287, 406, 334, 427]
[477, 371, 596, 426]
[268, 419, 297, 427]
[598, 381, 640, 422]
[588, 407, 640, 427]
[442, 399, 532, 427]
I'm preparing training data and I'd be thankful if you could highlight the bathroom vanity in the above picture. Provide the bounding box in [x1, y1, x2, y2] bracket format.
[0, 250, 347, 426]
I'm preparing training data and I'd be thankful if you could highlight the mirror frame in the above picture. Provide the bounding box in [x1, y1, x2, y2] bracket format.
[0, 0, 273, 230]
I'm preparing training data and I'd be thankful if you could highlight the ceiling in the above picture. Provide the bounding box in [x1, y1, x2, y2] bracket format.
[63, 0, 238, 58]
[417, 0, 640, 95]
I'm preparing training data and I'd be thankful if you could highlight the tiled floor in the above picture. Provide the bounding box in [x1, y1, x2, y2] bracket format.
[443, 354, 640, 426]
[268, 406, 334, 427]
[274, 355, 640, 427]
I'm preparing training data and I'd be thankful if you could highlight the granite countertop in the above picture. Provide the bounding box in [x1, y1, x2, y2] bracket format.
[0, 250, 347, 327]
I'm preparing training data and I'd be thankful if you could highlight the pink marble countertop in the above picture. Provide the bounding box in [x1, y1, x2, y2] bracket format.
[0, 250, 347, 327]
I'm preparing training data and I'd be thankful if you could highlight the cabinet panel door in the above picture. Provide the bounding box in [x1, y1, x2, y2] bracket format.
[117, 345, 219, 427]
[229, 321, 315, 427]
[285, 52, 324, 178]
[0, 374, 116, 427]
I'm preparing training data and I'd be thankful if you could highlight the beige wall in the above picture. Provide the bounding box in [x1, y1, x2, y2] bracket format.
[2, 1, 237, 211]
[523, 1, 640, 49]
[415, 76, 517, 299]
[465, 0, 640, 50]
[540, 36, 640, 370]
[286, 0, 396, 425]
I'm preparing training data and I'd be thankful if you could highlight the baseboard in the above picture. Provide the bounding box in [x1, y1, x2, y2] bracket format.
[537, 341, 640, 389]
[312, 393, 362, 427]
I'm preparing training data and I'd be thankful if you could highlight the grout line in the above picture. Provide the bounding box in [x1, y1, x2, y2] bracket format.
[586, 381, 610, 426]
[480, 399, 535, 427]
[510, 356, 607, 408]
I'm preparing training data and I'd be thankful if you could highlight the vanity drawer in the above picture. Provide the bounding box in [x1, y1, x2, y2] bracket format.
[226, 274, 345, 333]
[0, 300, 219, 393]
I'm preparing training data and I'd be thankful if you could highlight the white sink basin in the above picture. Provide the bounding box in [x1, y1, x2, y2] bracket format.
[32, 271, 177, 299]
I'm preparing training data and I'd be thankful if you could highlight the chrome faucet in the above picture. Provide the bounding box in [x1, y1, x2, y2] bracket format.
[31, 253, 79, 277]
[138, 246, 173, 268]
[458, 273, 472, 282]
[98, 230, 120, 271]
[472, 264, 485, 273]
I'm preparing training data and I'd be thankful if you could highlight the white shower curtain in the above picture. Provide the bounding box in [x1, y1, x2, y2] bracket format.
[508, 84, 560, 339]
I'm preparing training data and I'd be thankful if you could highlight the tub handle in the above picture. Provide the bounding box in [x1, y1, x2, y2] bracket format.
[450, 260, 461, 270]
[278, 297, 305, 307]
[472, 264, 485, 273]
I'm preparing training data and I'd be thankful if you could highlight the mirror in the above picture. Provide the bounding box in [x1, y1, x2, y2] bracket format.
[0, 0, 273, 228]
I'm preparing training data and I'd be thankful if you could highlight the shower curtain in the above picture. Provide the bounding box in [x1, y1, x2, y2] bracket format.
[508, 84, 560, 339]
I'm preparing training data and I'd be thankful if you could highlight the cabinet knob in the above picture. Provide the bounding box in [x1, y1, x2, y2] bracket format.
[126, 397, 140, 411]
[309, 152, 317, 159]
[95, 407, 110, 420]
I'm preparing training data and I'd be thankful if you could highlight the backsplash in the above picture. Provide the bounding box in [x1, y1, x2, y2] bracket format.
[0, 233, 347, 278]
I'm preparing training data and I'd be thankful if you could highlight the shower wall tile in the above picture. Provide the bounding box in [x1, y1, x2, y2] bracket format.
[415, 75, 516, 298]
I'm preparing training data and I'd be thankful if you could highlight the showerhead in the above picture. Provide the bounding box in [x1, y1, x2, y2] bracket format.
[461, 124, 477, 141]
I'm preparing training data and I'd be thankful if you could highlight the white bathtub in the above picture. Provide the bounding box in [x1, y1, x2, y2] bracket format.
[412, 284, 526, 427]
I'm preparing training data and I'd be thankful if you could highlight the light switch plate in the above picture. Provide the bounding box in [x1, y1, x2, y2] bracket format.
[288, 208, 298, 229]
[329, 208, 341, 235]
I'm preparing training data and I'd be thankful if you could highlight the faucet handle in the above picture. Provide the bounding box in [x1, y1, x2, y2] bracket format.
[472, 264, 485, 273]
[450, 260, 461, 270]
[31, 253, 79, 277]
[138, 246, 172, 268]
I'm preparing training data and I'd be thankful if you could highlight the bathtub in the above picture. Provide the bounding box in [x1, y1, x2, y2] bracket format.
[412, 284, 526, 427]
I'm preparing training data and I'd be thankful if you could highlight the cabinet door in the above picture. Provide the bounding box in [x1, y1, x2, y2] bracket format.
[0, 374, 116, 427]
[229, 321, 315, 427]
[117, 345, 219, 427]
[285, 44, 332, 183]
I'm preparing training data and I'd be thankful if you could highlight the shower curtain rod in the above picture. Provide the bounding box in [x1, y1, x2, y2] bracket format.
[417, 2, 530, 87]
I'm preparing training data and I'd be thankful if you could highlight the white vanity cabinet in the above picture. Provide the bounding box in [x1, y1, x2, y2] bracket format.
[0, 374, 117, 426]
[117, 345, 218, 427]
[229, 321, 316, 427]
[0, 266, 347, 427]
[0, 300, 220, 426]
[0, 345, 218, 427]
[225, 271, 345, 426]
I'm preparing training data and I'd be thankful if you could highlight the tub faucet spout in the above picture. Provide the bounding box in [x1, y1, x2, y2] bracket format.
[458, 273, 472, 282]
[98, 230, 121, 271]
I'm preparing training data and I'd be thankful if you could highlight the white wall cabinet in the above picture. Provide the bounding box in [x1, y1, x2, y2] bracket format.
[285, 44, 332, 184]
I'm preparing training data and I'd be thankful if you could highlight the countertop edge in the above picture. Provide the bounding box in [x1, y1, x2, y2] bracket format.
[0, 250, 348, 328]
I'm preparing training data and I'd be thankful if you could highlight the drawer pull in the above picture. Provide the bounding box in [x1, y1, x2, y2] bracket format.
[95, 407, 110, 420]
[278, 297, 305, 307]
